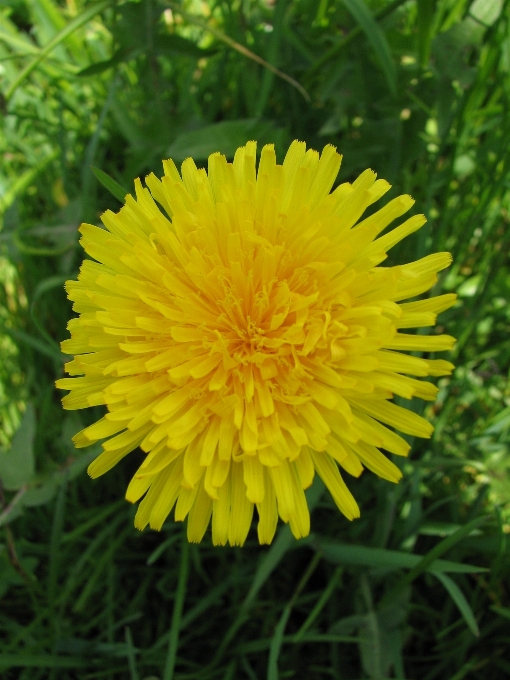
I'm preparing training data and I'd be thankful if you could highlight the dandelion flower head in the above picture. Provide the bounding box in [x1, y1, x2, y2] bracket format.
[57, 140, 456, 546]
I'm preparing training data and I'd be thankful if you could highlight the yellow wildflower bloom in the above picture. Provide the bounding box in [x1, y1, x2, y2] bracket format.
[57, 141, 456, 546]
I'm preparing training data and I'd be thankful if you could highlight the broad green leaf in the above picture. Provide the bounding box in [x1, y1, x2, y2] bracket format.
[166, 119, 282, 162]
[433, 572, 479, 636]
[342, 0, 397, 95]
[330, 580, 409, 679]
[469, 0, 504, 26]
[0, 404, 36, 491]
[21, 481, 58, 508]
[314, 537, 487, 573]
[0, 447, 100, 528]
[91, 167, 129, 203]
[23, 448, 99, 509]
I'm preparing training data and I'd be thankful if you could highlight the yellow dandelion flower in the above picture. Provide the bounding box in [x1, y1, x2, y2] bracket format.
[57, 140, 456, 546]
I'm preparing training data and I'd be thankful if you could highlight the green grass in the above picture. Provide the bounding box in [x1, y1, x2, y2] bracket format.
[1, 0, 510, 678]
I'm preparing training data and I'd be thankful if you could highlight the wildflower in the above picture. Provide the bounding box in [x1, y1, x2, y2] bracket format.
[57, 141, 456, 546]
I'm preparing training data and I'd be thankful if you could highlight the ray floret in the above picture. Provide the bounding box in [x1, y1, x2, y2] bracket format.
[57, 140, 456, 546]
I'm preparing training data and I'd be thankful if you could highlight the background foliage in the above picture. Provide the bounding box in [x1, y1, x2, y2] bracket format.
[1, 0, 510, 678]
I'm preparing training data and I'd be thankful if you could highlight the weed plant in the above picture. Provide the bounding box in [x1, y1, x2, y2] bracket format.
[0, 1, 510, 678]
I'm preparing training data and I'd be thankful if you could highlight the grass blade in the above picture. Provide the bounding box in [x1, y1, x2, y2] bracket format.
[5, 0, 114, 100]
[91, 167, 129, 203]
[254, 0, 287, 117]
[124, 626, 140, 680]
[4, 327, 64, 361]
[417, 0, 437, 67]
[167, 2, 309, 102]
[210, 479, 325, 667]
[267, 607, 291, 680]
[267, 552, 322, 680]
[0, 655, 89, 669]
[433, 572, 480, 637]
[379, 515, 489, 608]
[294, 567, 343, 641]
[163, 533, 189, 680]
[0, 151, 58, 227]
[342, 0, 397, 95]
[314, 537, 487, 574]
[307, 0, 407, 78]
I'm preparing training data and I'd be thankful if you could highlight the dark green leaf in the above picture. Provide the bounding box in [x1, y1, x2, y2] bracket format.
[314, 537, 487, 573]
[166, 119, 282, 162]
[77, 48, 133, 77]
[154, 34, 217, 60]
[433, 572, 480, 636]
[0, 404, 36, 491]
